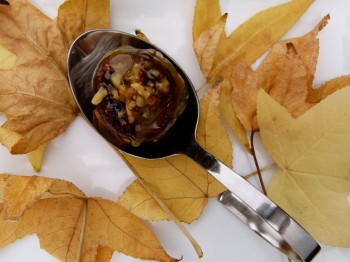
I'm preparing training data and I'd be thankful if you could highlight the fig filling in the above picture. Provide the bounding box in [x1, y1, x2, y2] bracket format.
[91, 46, 188, 147]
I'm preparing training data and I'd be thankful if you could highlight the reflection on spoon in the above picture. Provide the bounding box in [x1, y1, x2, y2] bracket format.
[67, 29, 320, 262]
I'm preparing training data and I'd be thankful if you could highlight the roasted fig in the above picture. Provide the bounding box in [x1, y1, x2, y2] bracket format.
[91, 46, 188, 147]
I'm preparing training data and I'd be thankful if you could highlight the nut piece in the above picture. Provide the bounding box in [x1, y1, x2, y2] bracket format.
[91, 86, 108, 105]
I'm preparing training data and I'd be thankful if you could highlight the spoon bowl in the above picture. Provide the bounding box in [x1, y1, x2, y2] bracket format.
[67, 29, 320, 262]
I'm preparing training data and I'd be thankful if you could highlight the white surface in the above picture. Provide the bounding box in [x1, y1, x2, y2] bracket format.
[0, 0, 350, 261]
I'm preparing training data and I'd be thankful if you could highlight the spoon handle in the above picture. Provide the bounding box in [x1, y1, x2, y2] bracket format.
[182, 139, 320, 262]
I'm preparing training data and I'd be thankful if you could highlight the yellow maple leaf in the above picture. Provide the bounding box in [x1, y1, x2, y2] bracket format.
[118, 85, 229, 223]
[192, 0, 314, 148]
[0, 174, 178, 262]
[194, 14, 227, 78]
[192, 0, 221, 42]
[209, 0, 315, 81]
[257, 88, 350, 247]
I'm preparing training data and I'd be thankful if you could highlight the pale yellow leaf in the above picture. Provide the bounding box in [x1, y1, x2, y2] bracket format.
[257, 88, 350, 247]
[197, 83, 232, 165]
[209, 0, 315, 81]
[192, 0, 221, 41]
[0, 128, 23, 151]
[0, 44, 16, 69]
[26, 143, 47, 172]
[219, 79, 250, 149]
[194, 14, 227, 78]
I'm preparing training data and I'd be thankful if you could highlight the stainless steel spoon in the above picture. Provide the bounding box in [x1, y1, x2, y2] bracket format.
[67, 29, 320, 262]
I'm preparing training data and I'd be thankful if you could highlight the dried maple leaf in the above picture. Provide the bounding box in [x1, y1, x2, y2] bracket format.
[209, 0, 315, 81]
[194, 14, 227, 78]
[231, 42, 311, 130]
[57, 0, 110, 45]
[0, 1, 78, 154]
[118, 85, 229, 223]
[192, 0, 314, 148]
[257, 88, 350, 247]
[231, 15, 350, 130]
[0, 174, 178, 262]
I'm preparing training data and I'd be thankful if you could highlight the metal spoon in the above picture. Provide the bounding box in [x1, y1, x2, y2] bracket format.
[67, 29, 320, 262]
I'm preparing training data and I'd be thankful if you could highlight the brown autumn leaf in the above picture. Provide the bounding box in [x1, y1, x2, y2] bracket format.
[0, 174, 178, 262]
[231, 42, 311, 130]
[257, 87, 350, 247]
[118, 84, 230, 223]
[192, 0, 314, 148]
[230, 15, 350, 130]
[57, 0, 110, 45]
[0, 0, 78, 154]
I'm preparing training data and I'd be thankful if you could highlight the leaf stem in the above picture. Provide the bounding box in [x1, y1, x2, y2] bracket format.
[77, 199, 88, 262]
[244, 163, 276, 180]
[250, 131, 267, 195]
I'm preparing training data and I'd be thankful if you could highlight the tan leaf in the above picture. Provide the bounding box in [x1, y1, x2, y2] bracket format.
[192, 0, 221, 41]
[0, 174, 177, 262]
[2, 175, 54, 220]
[0, 0, 68, 71]
[209, 0, 315, 81]
[230, 16, 329, 130]
[257, 88, 350, 247]
[307, 75, 350, 103]
[0, 1, 78, 154]
[255, 15, 329, 92]
[194, 14, 227, 78]
[95, 246, 114, 262]
[0, 44, 16, 69]
[119, 85, 230, 222]
[57, 0, 110, 45]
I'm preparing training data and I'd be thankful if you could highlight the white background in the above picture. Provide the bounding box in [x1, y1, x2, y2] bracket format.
[0, 0, 349, 261]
